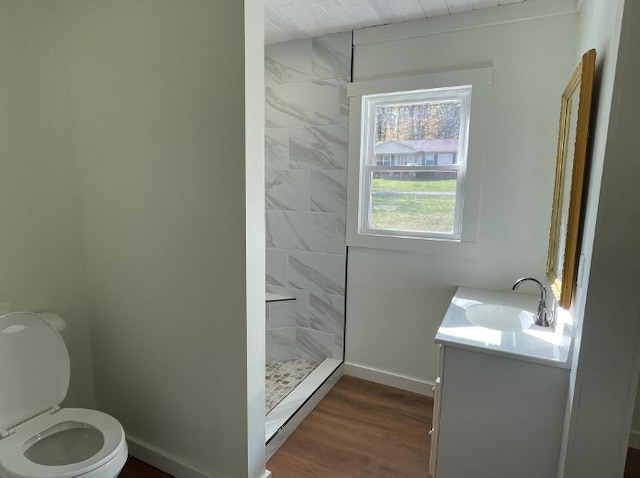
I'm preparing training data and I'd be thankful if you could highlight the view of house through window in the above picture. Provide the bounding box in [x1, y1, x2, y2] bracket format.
[360, 86, 471, 240]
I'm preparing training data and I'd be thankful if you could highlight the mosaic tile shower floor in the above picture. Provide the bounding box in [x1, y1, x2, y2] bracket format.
[266, 357, 319, 413]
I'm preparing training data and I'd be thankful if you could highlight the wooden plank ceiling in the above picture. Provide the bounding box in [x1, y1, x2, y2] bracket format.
[265, 0, 527, 44]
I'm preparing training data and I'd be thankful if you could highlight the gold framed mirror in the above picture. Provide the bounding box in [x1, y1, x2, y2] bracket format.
[547, 49, 596, 309]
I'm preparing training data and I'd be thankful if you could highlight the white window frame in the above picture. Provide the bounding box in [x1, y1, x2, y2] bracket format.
[360, 86, 471, 241]
[346, 66, 493, 255]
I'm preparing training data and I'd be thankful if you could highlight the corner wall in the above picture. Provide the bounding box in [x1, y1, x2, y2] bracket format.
[345, 4, 578, 391]
[559, 0, 640, 475]
[65, 1, 264, 476]
[0, 1, 95, 409]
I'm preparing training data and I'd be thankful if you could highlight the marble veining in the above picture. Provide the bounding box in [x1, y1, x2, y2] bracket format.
[267, 285, 311, 328]
[267, 300, 297, 329]
[289, 125, 349, 170]
[266, 249, 288, 287]
[323, 78, 350, 122]
[265, 33, 349, 412]
[334, 214, 347, 255]
[266, 80, 344, 129]
[266, 210, 337, 254]
[266, 170, 311, 211]
[312, 78, 349, 123]
[288, 251, 346, 295]
[336, 213, 346, 234]
[311, 170, 347, 213]
[310, 293, 345, 337]
[311, 33, 351, 80]
[266, 328, 298, 362]
[265, 129, 290, 170]
[297, 327, 339, 361]
[265, 38, 312, 86]
[266, 56, 309, 87]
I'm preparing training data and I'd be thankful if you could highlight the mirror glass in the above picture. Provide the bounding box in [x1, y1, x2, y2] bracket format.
[553, 84, 580, 284]
[547, 50, 596, 309]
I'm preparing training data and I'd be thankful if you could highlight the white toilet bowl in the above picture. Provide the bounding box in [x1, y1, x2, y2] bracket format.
[0, 312, 128, 478]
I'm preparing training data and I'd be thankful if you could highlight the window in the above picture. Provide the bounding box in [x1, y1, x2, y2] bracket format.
[357, 86, 471, 241]
[423, 153, 435, 166]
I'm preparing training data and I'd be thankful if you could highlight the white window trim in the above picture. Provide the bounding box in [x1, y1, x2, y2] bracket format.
[360, 86, 471, 241]
[346, 66, 493, 256]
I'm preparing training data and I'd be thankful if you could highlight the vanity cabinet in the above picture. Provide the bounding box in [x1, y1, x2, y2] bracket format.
[430, 287, 572, 478]
[430, 344, 569, 478]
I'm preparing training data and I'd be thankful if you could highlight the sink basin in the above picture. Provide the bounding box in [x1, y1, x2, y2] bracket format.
[465, 304, 535, 332]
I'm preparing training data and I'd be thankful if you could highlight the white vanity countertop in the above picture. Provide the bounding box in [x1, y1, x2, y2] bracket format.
[435, 287, 573, 368]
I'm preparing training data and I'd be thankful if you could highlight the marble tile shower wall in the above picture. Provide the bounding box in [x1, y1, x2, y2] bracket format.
[265, 32, 351, 364]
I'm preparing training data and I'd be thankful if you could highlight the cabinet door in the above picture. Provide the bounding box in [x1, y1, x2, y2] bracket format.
[434, 347, 569, 478]
[429, 345, 445, 476]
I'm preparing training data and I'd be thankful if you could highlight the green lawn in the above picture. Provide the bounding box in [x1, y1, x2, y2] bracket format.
[370, 178, 456, 233]
[372, 177, 456, 193]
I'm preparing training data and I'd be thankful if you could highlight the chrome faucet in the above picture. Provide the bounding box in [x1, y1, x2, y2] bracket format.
[512, 277, 552, 327]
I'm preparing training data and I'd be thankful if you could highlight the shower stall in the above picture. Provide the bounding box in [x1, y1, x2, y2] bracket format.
[264, 31, 351, 446]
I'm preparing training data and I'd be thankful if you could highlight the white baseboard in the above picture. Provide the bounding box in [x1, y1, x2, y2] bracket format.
[629, 430, 640, 450]
[127, 362, 343, 478]
[127, 435, 217, 478]
[126, 363, 428, 477]
[128, 435, 271, 478]
[343, 362, 434, 396]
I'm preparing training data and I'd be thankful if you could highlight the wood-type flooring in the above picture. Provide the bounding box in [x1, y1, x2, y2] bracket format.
[267, 375, 431, 477]
[118, 375, 640, 477]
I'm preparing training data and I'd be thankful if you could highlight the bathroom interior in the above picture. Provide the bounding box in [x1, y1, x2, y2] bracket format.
[263, 29, 350, 449]
[0, 0, 639, 477]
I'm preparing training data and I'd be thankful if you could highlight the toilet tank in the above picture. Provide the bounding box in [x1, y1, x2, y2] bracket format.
[36, 312, 66, 333]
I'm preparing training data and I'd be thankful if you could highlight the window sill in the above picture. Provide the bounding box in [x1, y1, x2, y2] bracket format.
[346, 230, 478, 257]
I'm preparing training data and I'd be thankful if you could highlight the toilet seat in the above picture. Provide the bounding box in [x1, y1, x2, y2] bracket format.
[0, 312, 127, 478]
[0, 409, 126, 478]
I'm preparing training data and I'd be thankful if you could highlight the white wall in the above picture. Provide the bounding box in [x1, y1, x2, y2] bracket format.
[559, 0, 640, 475]
[64, 1, 265, 477]
[345, 3, 578, 391]
[0, 1, 95, 409]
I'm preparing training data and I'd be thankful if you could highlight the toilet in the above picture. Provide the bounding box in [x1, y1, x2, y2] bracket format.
[0, 312, 128, 478]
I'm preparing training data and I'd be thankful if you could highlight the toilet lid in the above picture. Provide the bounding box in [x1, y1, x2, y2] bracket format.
[0, 312, 69, 435]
